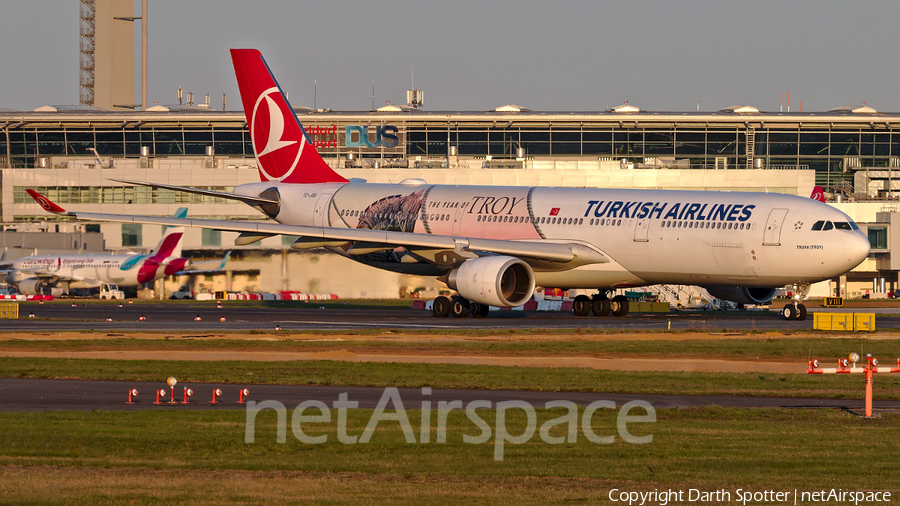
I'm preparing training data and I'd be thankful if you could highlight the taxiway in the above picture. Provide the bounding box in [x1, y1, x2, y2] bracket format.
[8, 301, 892, 332]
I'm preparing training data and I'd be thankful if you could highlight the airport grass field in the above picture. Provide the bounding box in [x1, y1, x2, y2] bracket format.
[2, 329, 900, 504]
[0, 407, 898, 505]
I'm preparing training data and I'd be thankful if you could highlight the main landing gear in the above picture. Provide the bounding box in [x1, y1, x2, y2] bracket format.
[573, 292, 629, 317]
[782, 302, 807, 321]
[781, 282, 810, 321]
[432, 295, 490, 318]
[432, 291, 631, 318]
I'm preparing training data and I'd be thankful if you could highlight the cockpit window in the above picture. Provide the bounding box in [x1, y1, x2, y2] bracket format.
[812, 220, 858, 231]
[833, 222, 853, 230]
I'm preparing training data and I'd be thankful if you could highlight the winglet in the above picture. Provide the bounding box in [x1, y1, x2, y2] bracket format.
[163, 207, 189, 231]
[26, 189, 68, 214]
[219, 251, 231, 270]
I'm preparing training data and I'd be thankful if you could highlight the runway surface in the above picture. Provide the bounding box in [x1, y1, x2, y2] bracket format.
[4, 303, 897, 415]
[9, 301, 898, 332]
[2, 377, 897, 413]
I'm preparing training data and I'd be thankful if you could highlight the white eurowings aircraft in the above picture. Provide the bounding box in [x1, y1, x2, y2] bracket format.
[0, 209, 191, 296]
[27, 49, 870, 320]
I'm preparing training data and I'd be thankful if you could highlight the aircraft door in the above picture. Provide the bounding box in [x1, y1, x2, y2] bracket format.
[763, 208, 789, 246]
[313, 193, 333, 227]
[452, 207, 464, 235]
[634, 218, 650, 242]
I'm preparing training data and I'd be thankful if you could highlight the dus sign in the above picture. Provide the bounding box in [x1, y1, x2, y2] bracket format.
[345, 125, 400, 148]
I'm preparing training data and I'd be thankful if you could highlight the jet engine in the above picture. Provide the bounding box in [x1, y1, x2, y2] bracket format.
[446, 256, 535, 308]
[704, 285, 778, 305]
[17, 278, 48, 296]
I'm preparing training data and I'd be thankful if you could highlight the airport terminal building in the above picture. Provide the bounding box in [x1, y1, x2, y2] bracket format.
[1, 103, 899, 299]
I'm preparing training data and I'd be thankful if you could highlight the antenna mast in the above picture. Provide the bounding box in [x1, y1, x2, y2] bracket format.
[406, 64, 423, 109]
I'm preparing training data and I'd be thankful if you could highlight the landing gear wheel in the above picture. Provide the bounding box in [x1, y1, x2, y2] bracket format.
[782, 303, 796, 321]
[451, 296, 471, 318]
[573, 295, 591, 316]
[432, 296, 452, 318]
[471, 302, 490, 318]
[610, 295, 630, 317]
[591, 295, 611, 317]
[796, 304, 807, 321]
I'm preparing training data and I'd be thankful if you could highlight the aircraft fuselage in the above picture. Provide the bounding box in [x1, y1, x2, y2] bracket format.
[236, 181, 870, 290]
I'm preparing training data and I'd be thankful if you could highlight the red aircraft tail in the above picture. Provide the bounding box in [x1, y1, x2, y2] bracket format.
[230, 49, 347, 185]
[810, 186, 825, 202]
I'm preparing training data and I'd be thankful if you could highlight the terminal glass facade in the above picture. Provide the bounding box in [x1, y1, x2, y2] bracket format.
[3, 113, 900, 190]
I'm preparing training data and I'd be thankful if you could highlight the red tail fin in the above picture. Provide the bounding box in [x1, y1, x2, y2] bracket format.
[151, 227, 184, 258]
[810, 186, 825, 202]
[230, 49, 347, 184]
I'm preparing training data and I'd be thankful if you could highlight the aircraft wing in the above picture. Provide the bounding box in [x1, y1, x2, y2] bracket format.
[27, 190, 607, 267]
[5, 270, 86, 285]
[31, 270, 94, 283]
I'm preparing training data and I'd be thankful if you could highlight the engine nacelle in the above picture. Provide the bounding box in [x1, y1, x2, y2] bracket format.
[447, 256, 535, 308]
[17, 278, 48, 296]
[704, 285, 778, 305]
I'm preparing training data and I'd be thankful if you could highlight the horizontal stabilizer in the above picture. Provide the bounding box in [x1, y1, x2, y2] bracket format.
[110, 179, 279, 206]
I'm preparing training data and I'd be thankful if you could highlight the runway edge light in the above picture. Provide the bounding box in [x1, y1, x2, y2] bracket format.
[181, 387, 193, 405]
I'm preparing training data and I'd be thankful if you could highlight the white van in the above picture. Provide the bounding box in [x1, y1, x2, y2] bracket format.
[99, 283, 125, 300]
[170, 284, 194, 300]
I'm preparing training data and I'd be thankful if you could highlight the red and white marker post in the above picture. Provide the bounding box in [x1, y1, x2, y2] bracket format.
[154, 389, 167, 405]
[209, 388, 223, 404]
[181, 387, 194, 405]
[808, 353, 900, 418]
[126, 388, 138, 404]
[237, 388, 249, 404]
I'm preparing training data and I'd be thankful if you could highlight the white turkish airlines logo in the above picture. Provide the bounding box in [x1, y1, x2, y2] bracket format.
[34, 195, 54, 212]
[251, 87, 305, 181]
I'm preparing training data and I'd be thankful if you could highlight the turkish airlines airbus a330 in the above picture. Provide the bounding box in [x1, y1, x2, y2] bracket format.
[27, 49, 870, 320]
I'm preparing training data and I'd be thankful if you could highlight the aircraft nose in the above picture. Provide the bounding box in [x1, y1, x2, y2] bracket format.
[844, 231, 870, 268]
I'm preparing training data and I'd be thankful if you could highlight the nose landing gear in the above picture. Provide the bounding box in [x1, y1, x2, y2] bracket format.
[782, 282, 810, 321]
